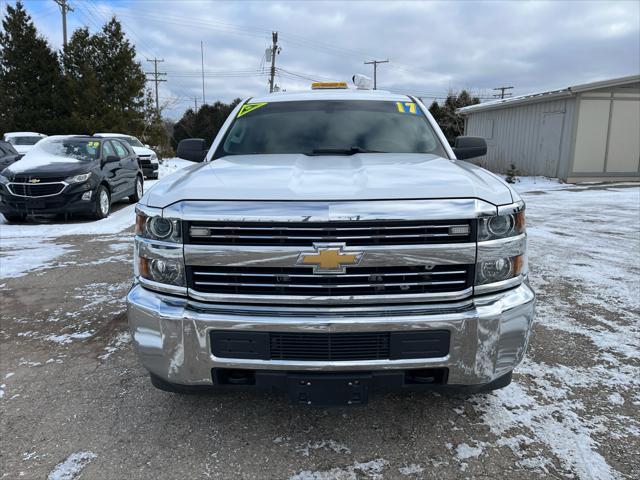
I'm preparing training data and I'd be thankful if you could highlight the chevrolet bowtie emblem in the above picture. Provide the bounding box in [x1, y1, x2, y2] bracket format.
[28, 178, 41, 183]
[297, 244, 364, 274]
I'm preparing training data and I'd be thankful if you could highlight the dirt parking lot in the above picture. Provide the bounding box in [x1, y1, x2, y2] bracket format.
[1, 178, 639, 480]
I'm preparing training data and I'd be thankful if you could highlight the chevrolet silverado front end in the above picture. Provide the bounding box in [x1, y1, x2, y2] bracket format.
[127, 87, 535, 406]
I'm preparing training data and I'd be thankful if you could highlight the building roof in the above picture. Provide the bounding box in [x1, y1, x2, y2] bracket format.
[458, 74, 640, 115]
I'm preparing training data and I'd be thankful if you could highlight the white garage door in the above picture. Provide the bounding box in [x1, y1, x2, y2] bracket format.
[572, 93, 640, 175]
[607, 100, 640, 173]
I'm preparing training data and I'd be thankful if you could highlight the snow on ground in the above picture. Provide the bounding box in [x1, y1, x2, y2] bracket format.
[289, 458, 389, 480]
[0, 158, 193, 279]
[468, 181, 640, 479]
[47, 451, 96, 480]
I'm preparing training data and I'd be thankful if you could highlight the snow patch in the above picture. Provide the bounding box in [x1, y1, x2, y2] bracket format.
[289, 458, 388, 480]
[608, 392, 624, 406]
[296, 440, 351, 457]
[47, 451, 96, 480]
[398, 464, 424, 475]
[99, 331, 131, 360]
[455, 442, 484, 460]
[0, 237, 72, 279]
[46, 331, 93, 345]
[471, 382, 623, 480]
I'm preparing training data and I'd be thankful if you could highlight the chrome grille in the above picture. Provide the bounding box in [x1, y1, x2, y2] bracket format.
[8, 182, 66, 197]
[187, 219, 473, 246]
[188, 264, 472, 297]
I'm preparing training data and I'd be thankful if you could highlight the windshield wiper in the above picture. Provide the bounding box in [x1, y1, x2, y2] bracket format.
[306, 146, 386, 156]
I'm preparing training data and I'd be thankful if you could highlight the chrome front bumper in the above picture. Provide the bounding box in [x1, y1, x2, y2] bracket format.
[127, 283, 536, 387]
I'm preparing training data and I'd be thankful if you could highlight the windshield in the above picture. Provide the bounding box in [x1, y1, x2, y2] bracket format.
[9, 136, 43, 146]
[216, 100, 447, 157]
[122, 136, 144, 147]
[31, 138, 101, 161]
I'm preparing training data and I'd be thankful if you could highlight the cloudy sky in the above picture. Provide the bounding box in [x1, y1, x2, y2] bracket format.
[9, 0, 640, 119]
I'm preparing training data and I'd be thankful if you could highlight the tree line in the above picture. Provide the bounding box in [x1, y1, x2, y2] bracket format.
[427, 90, 480, 145]
[0, 2, 166, 146]
[1, 2, 479, 153]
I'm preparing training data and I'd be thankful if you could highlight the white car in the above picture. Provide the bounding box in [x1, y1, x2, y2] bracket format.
[94, 133, 159, 179]
[3, 132, 47, 155]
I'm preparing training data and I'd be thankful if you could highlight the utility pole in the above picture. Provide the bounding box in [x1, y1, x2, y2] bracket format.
[53, 0, 74, 48]
[145, 58, 166, 117]
[201, 41, 206, 105]
[493, 86, 514, 99]
[194, 97, 199, 111]
[364, 59, 389, 90]
[268, 31, 280, 93]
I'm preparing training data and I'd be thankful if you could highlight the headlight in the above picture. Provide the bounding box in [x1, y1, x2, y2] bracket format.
[136, 210, 181, 243]
[476, 255, 524, 285]
[138, 256, 185, 287]
[149, 153, 158, 162]
[65, 172, 92, 184]
[0, 174, 9, 184]
[478, 209, 525, 241]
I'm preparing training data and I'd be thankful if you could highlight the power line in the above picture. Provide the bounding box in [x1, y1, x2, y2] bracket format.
[146, 57, 167, 116]
[201, 41, 206, 104]
[268, 32, 280, 93]
[493, 86, 514, 99]
[53, 0, 74, 47]
[364, 59, 389, 90]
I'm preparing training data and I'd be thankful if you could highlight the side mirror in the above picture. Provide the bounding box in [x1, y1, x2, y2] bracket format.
[144, 144, 150, 148]
[452, 136, 487, 160]
[177, 138, 207, 163]
[105, 155, 120, 164]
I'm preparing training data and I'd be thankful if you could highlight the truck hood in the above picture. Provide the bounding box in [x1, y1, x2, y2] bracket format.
[145, 154, 514, 208]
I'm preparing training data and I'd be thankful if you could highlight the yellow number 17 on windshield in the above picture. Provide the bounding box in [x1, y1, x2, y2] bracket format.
[396, 102, 417, 114]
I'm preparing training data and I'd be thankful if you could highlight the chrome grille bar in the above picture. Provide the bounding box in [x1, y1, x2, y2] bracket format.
[187, 264, 473, 303]
[187, 219, 473, 247]
[193, 280, 467, 289]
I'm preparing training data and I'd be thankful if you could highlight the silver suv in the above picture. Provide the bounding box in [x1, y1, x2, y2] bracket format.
[127, 84, 535, 406]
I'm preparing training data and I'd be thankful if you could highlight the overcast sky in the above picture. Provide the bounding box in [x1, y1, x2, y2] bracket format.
[8, 0, 640, 119]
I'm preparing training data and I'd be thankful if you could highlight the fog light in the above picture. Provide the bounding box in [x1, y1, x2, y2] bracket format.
[81, 191, 92, 201]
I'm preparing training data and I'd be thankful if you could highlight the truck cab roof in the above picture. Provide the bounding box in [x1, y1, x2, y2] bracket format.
[250, 88, 412, 104]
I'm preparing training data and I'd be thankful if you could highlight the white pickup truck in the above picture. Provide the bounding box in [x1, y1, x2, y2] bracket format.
[127, 83, 535, 406]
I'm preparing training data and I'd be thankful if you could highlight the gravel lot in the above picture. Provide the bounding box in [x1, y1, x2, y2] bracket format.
[1, 172, 639, 480]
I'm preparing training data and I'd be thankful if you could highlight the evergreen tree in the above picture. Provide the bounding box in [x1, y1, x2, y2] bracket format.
[428, 90, 480, 145]
[0, 1, 63, 134]
[93, 18, 148, 133]
[61, 27, 102, 133]
[172, 99, 241, 149]
[61, 17, 149, 135]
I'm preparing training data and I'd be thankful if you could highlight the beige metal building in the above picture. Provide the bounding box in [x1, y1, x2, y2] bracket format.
[458, 75, 640, 182]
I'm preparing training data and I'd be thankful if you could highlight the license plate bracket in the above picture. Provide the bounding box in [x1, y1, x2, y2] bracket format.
[287, 373, 371, 406]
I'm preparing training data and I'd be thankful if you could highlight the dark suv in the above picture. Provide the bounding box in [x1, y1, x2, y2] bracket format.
[0, 141, 22, 171]
[0, 135, 144, 222]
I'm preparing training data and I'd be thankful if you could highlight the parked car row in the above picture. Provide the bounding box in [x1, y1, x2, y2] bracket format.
[0, 135, 145, 222]
[0, 132, 160, 222]
[94, 133, 159, 179]
[2, 131, 47, 155]
[0, 141, 23, 171]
